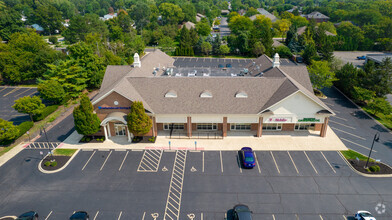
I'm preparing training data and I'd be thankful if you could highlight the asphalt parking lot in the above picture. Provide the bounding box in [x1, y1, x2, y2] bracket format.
[174, 57, 253, 68]
[0, 86, 39, 125]
[333, 51, 384, 68]
[1, 148, 391, 220]
[321, 86, 392, 166]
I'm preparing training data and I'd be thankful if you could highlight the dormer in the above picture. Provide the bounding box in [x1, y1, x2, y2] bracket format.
[200, 91, 212, 98]
[164, 90, 177, 98]
[235, 91, 248, 98]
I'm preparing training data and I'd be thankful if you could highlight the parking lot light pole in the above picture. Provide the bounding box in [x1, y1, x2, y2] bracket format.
[365, 132, 380, 169]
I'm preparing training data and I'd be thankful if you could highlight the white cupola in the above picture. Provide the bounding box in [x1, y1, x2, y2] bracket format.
[133, 53, 141, 67]
[273, 53, 280, 68]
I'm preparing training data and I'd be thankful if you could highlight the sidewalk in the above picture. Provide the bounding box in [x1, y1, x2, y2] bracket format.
[59, 126, 347, 151]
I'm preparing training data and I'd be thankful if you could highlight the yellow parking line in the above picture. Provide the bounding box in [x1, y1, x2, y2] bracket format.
[14, 88, 32, 97]
[0, 87, 7, 93]
[3, 88, 20, 97]
[26, 90, 38, 97]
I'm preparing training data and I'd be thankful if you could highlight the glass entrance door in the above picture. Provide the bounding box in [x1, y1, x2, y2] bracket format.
[115, 124, 126, 136]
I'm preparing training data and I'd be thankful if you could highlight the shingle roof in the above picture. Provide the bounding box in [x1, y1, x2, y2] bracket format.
[254, 8, 277, 22]
[305, 11, 329, 19]
[297, 26, 336, 36]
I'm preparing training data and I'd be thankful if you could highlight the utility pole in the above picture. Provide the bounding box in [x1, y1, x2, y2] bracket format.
[365, 132, 380, 169]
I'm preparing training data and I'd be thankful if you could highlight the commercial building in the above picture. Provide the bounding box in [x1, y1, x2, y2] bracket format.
[92, 50, 334, 142]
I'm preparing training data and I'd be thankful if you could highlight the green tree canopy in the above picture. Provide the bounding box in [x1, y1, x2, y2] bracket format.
[38, 79, 66, 104]
[368, 97, 392, 116]
[62, 14, 109, 44]
[196, 21, 211, 37]
[252, 41, 265, 57]
[159, 3, 184, 25]
[73, 94, 101, 136]
[13, 96, 45, 121]
[0, 118, 19, 144]
[219, 44, 230, 57]
[201, 41, 212, 56]
[308, 60, 338, 90]
[33, 4, 63, 35]
[127, 101, 152, 136]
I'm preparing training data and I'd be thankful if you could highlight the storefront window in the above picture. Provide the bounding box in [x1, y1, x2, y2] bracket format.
[294, 123, 315, 131]
[230, 123, 251, 130]
[262, 123, 282, 131]
[197, 123, 217, 130]
[164, 123, 185, 130]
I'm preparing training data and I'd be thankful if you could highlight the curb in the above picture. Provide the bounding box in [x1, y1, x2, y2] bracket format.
[38, 149, 80, 174]
[333, 86, 392, 134]
[337, 151, 392, 178]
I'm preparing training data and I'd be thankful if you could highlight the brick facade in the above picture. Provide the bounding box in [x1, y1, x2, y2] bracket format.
[282, 123, 295, 131]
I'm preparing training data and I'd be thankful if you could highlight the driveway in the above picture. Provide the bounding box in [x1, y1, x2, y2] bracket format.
[0, 148, 391, 219]
[321, 86, 392, 165]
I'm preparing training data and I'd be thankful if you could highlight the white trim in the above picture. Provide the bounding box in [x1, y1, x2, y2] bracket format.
[100, 116, 127, 126]
[258, 90, 334, 115]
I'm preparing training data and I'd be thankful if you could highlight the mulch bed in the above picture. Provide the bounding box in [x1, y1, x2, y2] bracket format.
[79, 136, 105, 143]
[348, 159, 392, 175]
[41, 155, 71, 171]
[132, 136, 156, 143]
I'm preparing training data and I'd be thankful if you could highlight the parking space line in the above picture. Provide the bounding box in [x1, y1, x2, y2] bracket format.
[319, 214, 324, 220]
[26, 90, 38, 97]
[93, 211, 99, 220]
[237, 154, 242, 173]
[272, 214, 275, 220]
[3, 88, 20, 97]
[254, 152, 261, 173]
[202, 152, 204, 172]
[343, 215, 347, 220]
[0, 87, 7, 93]
[332, 115, 348, 121]
[117, 211, 122, 220]
[287, 151, 299, 174]
[220, 151, 223, 172]
[141, 212, 145, 220]
[331, 127, 366, 140]
[270, 152, 280, 174]
[82, 151, 96, 170]
[295, 213, 299, 220]
[325, 102, 334, 106]
[45, 211, 52, 220]
[304, 151, 318, 174]
[329, 120, 355, 129]
[14, 88, 32, 97]
[340, 138, 376, 151]
[320, 152, 336, 173]
[119, 151, 129, 171]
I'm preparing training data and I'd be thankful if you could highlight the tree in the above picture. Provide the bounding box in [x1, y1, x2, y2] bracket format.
[228, 15, 253, 35]
[307, 60, 338, 90]
[219, 44, 230, 57]
[73, 94, 101, 136]
[302, 42, 317, 65]
[130, 2, 151, 31]
[196, 21, 211, 37]
[159, 3, 184, 25]
[335, 63, 360, 96]
[201, 41, 212, 56]
[273, 19, 291, 40]
[127, 101, 152, 136]
[33, 5, 63, 35]
[368, 97, 392, 116]
[0, 7, 25, 41]
[38, 80, 66, 104]
[179, 26, 192, 48]
[13, 96, 45, 121]
[290, 16, 308, 28]
[158, 36, 175, 53]
[49, 36, 58, 45]
[252, 42, 265, 57]
[275, 45, 292, 58]
[0, 118, 19, 144]
[352, 86, 375, 104]
[62, 14, 109, 44]
[245, 7, 259, 17]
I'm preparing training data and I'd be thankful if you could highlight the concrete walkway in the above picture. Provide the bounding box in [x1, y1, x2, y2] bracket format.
[59, 126, 347, 151]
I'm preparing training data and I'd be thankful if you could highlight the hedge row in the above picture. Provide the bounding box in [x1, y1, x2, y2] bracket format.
[33, 105, 59, 122]
[0, 121, 34, 145]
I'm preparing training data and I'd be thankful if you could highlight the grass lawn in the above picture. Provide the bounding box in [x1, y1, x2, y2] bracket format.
[0, 144, 18, 157]
[53, 149, 77, 156]
[341, 149, 375, 162]
[362, 106, 392, 130]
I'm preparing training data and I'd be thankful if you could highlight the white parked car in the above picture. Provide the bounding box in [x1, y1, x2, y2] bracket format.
[355, 211, 376, 220]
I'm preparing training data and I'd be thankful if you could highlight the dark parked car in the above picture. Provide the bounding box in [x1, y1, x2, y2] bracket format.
[357, 55, 366, 60]
[296, 57, 304, 63]
[218, 64, 224, 68]
[240, 147, 255, 168]
[70, 211, 89, 220]
[16, 211, 38, 220]
[226, 63, 232, 68]
[233, 204, 252, 220]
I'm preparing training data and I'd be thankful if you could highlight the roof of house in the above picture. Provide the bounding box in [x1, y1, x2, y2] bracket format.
[297, 26, 336, 36]
[182, 21, 195, 30]
[253, 8, 277, 22]
[31, 24, 44, 31]
[366, 53, 392, 64]
[93, 50, 333, 115]
[305, 11, 329, 19]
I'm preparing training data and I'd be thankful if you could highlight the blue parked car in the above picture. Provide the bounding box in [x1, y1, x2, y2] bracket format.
[357, 55, 366, 60]
[70, 211, 89, 220]
[240, 147, 255, 168]
[226, 63, 232, 68]
[218, 64, 224, 68]
[17, 211, 38, 220]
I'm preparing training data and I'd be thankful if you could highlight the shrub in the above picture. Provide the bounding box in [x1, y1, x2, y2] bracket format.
[369, 165, 380, 172]
[44, 161, 51, 167]
[49, 36, 58, 44]
[148, 137, 156, 142]
[33, 105, 59, 121]
[18, 121, 34, 137]
[50, 161, 57, 167]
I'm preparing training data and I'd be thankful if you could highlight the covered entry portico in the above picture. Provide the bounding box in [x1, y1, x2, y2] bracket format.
[100, 112, 132, 142]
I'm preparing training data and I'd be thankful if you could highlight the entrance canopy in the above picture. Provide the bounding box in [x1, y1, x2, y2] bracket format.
[101, 112, 127, 126]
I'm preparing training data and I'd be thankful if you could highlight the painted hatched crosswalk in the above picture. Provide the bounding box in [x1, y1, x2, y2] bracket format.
[137, 149, 163, 172]
[26, 142, 61, 149]
[164, 150, 187, 220]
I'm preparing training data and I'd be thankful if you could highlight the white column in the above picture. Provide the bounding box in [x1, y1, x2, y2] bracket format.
[127, 129, 132, 142]
[103, 125, 108, 140]
[107, 123, 111, 137]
